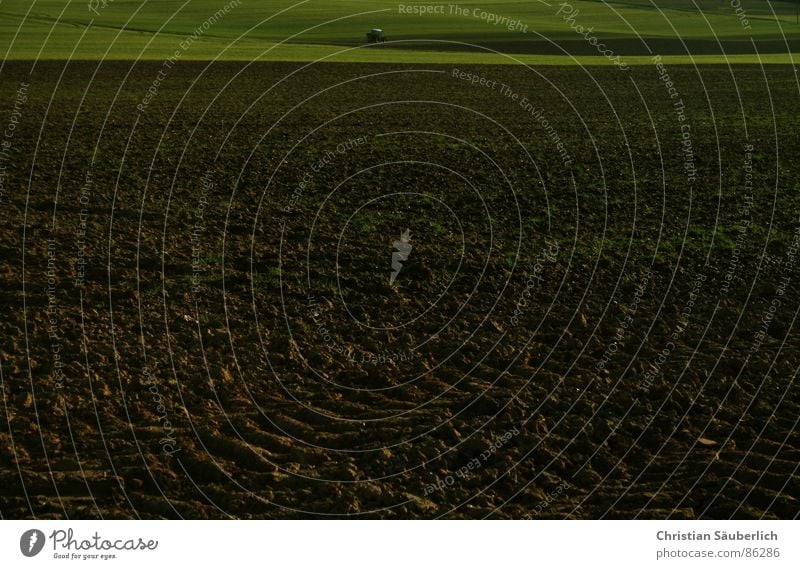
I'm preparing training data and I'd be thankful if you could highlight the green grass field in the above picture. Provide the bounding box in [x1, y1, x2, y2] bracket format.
[1, 0, 799, 64]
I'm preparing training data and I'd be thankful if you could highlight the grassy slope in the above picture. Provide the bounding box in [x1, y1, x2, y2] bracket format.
[0, 0, 799, 63]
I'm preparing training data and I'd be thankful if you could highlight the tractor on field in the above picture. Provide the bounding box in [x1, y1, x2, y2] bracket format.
[366, 28, 386, 43]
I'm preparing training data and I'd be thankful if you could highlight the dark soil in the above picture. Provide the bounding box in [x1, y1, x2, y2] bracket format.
[0, 60, 798, 519]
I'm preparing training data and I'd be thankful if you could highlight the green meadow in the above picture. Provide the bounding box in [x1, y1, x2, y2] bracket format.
[1, 0, 799, 64]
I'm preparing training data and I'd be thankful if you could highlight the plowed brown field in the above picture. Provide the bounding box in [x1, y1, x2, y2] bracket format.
[0, 61, 798, 519]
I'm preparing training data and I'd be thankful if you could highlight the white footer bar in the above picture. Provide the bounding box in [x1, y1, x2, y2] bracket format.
[1, 521, 797, 568]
